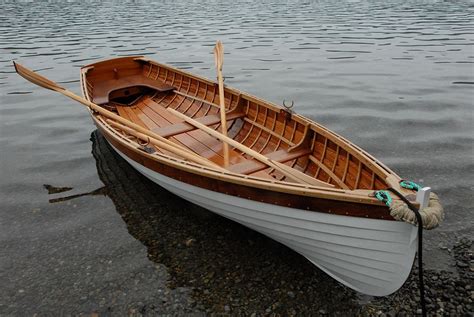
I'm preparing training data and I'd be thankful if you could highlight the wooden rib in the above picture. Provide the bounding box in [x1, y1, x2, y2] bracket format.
[370, 171, 376, 190]
[202, 85, 216, 117]
[146, 63, 153, 77]
[239, 102, 261, 158]
[161, 90, 180, 109]
[314, 137, 328, 178]
[243, 117, 295, 148]
[309, 132, 317, 151]
[308, 155, 349, 189]
[182, 80, 200, 113]
[256, 110, 273, 153]
[228, 93, 234, 112]
[273, 117, 288, 151]
[189, 83, 209, 117]
[168, 77, 189, 109]
[194, 84, 216, 118]
[341, 152, 351, 184]
[172, 83, 192, 111]
[331, 145, 340, 173]
[239, 102, 257, 149]
[234, 93, 242, 111]
[170, 71, 176, 86]
[248, 107, 268, 150]
[174, 90, 221, 109]
[288, 121, 298, 143]
[354, 161, 362, 189]
[190, 86, 216, 118]
[258, 111, 279, 153]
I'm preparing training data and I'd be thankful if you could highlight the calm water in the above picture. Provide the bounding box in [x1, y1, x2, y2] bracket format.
[1, 0, 473, 314]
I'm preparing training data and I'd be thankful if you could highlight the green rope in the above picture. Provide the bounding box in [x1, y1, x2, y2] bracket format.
[375, 190, 392, 207]
[400, 180, 422, 191]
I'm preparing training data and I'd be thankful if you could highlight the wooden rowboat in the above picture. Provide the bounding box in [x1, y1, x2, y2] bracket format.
[14, 55, 437, 296]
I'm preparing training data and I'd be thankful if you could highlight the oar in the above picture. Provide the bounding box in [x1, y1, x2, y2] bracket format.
[214, 41, 230, 167]
[12, 61, 223, 171]
[167, 107, 334, 187]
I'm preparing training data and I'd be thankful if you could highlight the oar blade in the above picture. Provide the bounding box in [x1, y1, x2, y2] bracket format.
[214, 41, 224, 70]
[13, 61, 64, 91]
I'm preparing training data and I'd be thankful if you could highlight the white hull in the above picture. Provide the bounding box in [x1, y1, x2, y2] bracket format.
[111, 144, 418, 296]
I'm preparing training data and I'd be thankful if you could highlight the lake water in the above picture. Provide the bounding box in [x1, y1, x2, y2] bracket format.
[1, 0, 473, 314]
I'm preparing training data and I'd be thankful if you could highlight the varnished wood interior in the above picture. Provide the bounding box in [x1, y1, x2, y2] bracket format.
[82, 56, 391, 191]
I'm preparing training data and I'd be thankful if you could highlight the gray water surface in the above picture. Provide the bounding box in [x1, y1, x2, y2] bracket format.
[1, 0, 473, 314]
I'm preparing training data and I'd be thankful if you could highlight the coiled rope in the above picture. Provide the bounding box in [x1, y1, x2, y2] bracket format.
[377, 181, 444, 230]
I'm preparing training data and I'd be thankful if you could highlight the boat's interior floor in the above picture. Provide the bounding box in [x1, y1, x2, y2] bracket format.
[112, 91, 316, 184]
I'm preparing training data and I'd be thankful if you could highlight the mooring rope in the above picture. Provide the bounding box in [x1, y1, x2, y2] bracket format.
[374, 180, 442, 317]
[387, 186, 427, 317]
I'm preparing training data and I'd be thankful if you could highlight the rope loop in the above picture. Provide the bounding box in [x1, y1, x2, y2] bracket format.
[400, 180, 422, 191]
[375, 190, 393, 207]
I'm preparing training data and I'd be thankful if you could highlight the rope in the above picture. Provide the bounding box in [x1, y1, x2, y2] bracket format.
[388, 187, 427, 317]
[374, 179, 443, 317]
[390, 192, 443, 229]
[374, 187, 427, 317]
[382, 180, 444, 229]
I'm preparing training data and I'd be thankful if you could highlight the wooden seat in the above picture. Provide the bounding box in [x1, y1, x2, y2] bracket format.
[152, 111, 245, 138]
[93, 75, 175, 105]
[228, 148, 311, 175]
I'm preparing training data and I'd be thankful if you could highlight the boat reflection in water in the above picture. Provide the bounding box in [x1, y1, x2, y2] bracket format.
[86, 130, 359, 314]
